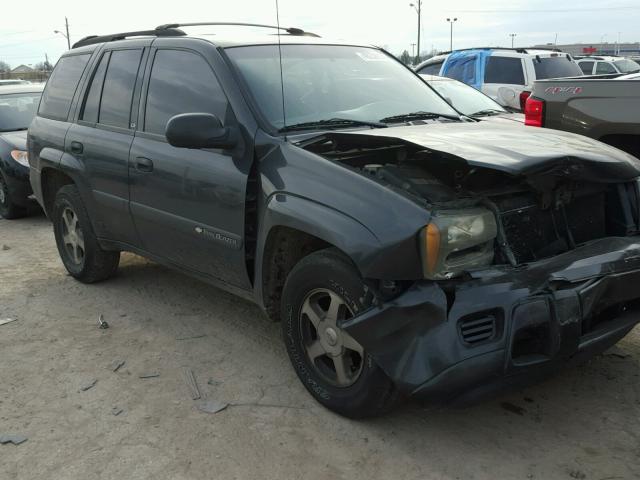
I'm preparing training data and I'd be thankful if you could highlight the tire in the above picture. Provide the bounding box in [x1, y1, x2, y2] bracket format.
[281, 248, 401, 418]
[0, 170, 27, 220]
[52, 184, 120, 283]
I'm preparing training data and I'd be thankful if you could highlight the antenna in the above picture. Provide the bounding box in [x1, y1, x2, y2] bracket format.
[275, 0, 287, 137]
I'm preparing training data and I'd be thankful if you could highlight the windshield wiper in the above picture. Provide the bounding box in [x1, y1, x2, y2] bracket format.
[379, 111, 461, 124]
[278, 118, 387, 133]
[470, 109, 505, 117]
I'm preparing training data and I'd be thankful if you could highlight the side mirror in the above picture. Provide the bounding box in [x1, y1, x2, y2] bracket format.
[165, 113, 237, 149]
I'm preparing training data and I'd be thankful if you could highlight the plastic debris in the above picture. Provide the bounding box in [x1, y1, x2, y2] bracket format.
[0, 318, 17, 326]
[112, 407, 124, 416]
[80, 379, 98, 392]
[182, 368, 201, 400]
[111, 360, 126, 372]
[1, 245, 10, 251]
[197, 400, 228, 414]
[98, 314, 109, 329]
[0, 434, 27, 445]
[139, 373, 160, 379]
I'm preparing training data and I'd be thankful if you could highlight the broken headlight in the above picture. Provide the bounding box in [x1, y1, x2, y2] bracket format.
[421, 207, 498, 280]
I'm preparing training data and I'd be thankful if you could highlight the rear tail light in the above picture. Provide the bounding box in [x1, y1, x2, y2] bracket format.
[519, 90, 531, 111]
[524, 96, 545, 127]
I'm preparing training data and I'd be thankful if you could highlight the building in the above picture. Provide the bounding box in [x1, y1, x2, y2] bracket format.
[533, 42, 640, 58]
[11, 64, 34, 74]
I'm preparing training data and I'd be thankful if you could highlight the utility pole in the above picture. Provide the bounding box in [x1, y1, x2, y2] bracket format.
[411, 43, 416, 58]
[65, 17, 71, 50]
[446, 18, 458, 51]
[509, 33, 517, 48]
[409, 1, 422, 64]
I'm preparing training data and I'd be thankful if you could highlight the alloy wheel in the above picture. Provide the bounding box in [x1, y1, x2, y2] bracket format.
[61, 207, 85, 265]
[299, 288, 365, 387]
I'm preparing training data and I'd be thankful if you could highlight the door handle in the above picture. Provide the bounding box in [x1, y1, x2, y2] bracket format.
[135, 156, 154, 172]
[70, 141, 83, 155]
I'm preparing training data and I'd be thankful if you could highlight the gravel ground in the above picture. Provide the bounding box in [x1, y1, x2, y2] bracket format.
[1, 214, 639, 480]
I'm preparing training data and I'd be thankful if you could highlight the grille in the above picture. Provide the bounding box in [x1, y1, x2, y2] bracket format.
[459, 316, 497, 345]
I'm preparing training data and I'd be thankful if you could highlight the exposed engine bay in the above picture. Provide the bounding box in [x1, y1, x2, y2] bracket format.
[300, 133, 640, 277]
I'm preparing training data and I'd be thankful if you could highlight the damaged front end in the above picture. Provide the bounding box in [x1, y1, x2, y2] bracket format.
[297, 125, 640, 402]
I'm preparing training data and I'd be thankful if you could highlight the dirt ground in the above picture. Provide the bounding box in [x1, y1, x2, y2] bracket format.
[1, 213, 639, 480]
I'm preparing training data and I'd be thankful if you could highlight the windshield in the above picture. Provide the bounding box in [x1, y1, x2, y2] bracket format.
[614, 59, 640, 73]
[226, 45, 458, 131]
[533, 56, 583, 79]
[425, 78, 506, 116]
[0, 92, 41, 131]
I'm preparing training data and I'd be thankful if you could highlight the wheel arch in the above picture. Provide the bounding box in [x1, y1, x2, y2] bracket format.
[255, 193, 382, 321]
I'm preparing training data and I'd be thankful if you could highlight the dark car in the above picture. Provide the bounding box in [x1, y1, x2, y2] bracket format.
[0, 84, 43, 218]
[28, 24, 640, 418]
[419, 74, 524, 124]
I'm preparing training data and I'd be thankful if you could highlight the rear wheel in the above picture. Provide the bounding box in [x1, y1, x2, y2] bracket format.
[0, 171, 27, 219]
[281, 248, 401, 418]
[52, 185, 120, 283]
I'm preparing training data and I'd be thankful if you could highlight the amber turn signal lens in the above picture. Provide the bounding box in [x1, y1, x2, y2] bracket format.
[425, 223, 441, 275]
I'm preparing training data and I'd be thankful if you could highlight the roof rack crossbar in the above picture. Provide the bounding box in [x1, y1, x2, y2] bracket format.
[438, 46, 563, 55]
[72, 28, 186, 48]
[155, 22, 320, 37]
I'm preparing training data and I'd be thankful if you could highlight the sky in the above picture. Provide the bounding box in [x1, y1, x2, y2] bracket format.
[2, 0, 640, 68]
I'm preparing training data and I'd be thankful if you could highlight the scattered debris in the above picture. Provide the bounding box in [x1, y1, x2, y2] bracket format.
[98, 314, 109, 329]
[207, 378, 221, 386]
[176, 334, 206, 341]
[110, 360, 126, 372]
[605, 346, 631, 359]
[569, 469, 586, 479]
[182, 368, 201, 400]
[1, 245, 10, 251]
[500, 402, 526, 416]
[139, 373, 160, 379]
[0, 318, 17, 326]
[0, 434, 27, 445]
[80, 379, 98, 392]
[111, 407, 124, 416]
[197, 400, 228, 414]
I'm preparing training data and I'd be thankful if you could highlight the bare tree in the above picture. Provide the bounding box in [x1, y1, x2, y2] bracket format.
[34, 61, 54, 72]
[399, 50, 412, 66]
[0, 60, 11, 73]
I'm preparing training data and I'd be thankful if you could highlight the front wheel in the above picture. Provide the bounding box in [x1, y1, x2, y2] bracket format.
[281, 248, 400, 418]
[52, 185, 120, 283]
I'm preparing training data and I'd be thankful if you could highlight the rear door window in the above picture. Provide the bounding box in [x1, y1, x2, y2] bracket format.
[98, 49, 143, 129]
[445, 55, 476, 85]
[143, 49, 227, 136]
[596, 62, 617, 74]
[38, 54, 91, 120]
[533, 56, 583, 79]
[80, 53, 109, 123]
[484, 56, 525, 85]
[578, 61, 594, 74]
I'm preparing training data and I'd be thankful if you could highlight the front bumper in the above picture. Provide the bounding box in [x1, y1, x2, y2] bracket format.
[2, 162, 32, 206]
[341, 236, 640, 403]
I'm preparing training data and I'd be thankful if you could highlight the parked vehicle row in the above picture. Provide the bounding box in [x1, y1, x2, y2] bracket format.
[4, 23, 640, 418]
[575, 56, 640, 75]
[416, 48, 583, 111]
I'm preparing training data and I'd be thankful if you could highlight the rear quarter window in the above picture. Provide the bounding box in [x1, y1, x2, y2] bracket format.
[38, 54, 91, 120]
[484, 56, 525, 85]
[533, 56, 583, 79]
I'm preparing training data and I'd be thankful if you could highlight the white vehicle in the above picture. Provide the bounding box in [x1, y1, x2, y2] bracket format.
[432, 48, 583, 111]
[414, 54, 449, 76]
[576, 56, 640, 75]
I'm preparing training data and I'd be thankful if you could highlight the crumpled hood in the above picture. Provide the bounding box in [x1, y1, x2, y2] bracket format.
[0, 130, 27, 150]
[320, 122, 640, 180]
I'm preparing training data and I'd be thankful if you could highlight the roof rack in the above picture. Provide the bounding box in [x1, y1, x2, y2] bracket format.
[439, 46, 563, 55]
[156, 22, 320, 37]
[72, 28, 186, 48]
[71, 22, 319, 49]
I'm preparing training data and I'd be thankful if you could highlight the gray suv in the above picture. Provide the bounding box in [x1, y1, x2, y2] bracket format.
[28, 23, 640, 418]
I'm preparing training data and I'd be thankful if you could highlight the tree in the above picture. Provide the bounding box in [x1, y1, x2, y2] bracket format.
[399, 50, 411, 65]
[0, 60, 11, 73]
[34, 60, 53, 72]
